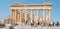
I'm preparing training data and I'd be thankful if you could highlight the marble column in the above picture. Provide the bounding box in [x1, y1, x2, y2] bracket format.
[37, 10, 40, 21]
[43, 10, 46, 22]
[20, 10, 22, 25]
[11, 9, 16, 24]
[48, 10, 51, 21]
[25, 9, 28, 23]
[11, 9, 15, 20]
[11, 9, 17, 25]
[11, 10, 14, 20]
[16, 10, 18, 23]
[31, 10, 34, 23]
[17, 11, 20, 23]
[32, 10, 34, 22]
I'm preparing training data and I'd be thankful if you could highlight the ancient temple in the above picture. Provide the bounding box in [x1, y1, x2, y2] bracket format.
[10, 2, 52, 25]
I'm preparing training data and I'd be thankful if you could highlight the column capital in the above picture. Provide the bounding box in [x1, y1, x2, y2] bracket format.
[11, 9, 15, 12]
[37, 9, 40, 11]
[25, 9, 28, 11]
[43, 9, 46, 11]
[30, 9, 34, 11]
[48, 9, 51, 11]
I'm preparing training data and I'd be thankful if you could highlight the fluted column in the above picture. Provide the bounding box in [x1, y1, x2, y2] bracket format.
[37, 10, 40, 21]
[11, 10, 14, 20]
[32, 10, 34, 22]
[25, 9, 28, 23]
[20, 10, 22, 25]
[48, 10, 51, 21]
[11, 10, 17, 24]
[16, 10, 18, 22]
[43, 10, 46, 22]
[14, 10, 17, 23]
[11, 9, 17, 25]
[11, 10, 15, 20]
[31, 10, 34, 23]
[16, 11, 20, 22]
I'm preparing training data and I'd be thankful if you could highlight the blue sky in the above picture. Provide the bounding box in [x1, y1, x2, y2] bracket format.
[0, 0, 60, 22]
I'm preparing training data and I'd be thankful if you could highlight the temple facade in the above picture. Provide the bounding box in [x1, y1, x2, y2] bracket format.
[10, 2, 52, 25]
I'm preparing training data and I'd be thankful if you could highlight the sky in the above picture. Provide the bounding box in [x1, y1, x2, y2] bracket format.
[0, 0, 60, 22]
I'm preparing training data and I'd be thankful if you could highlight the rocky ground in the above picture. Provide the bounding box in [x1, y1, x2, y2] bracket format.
[0, 25, 60, 29]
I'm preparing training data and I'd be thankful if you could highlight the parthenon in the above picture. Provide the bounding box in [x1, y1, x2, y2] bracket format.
[10, 2, 52, 25]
